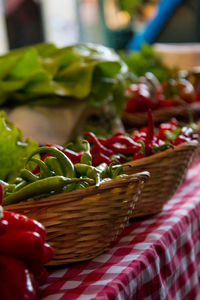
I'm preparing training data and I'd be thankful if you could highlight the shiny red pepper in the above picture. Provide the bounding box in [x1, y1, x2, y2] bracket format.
[145, 109, 155, 156]
[92, 151, 112, 166]
[125, 83, 159, 113]
[63, 148, 83, 164]
[0, 183, 53, 300]
[0, 255, 38, 300]
[3, 211, 46, 241]
[84, 132, 113, 157]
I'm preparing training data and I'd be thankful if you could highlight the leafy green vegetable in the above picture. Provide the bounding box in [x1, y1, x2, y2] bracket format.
[0, 111, 38, 182]
[0, 43, 128, 114]
[120, 43, 171, 82]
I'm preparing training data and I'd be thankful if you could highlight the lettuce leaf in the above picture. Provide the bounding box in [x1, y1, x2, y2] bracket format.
[0, 43, 128, 114]
[0, 111, 38, 182]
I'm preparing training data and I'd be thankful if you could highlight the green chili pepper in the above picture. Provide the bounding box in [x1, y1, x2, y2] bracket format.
[75, 181, 90, 190]
[20, 169, 39, 182]
[80, 140, 92, 166]
[74, 164, 101, 186]
[26, 146, 75, 178]
[14, 180, 27, 192]
[29, 157, 52, 178]
[63, 182, 77, 192]
[96, 163, 108, 178]
[44, 156, 63, 176]
[106, 163, 124, 179]
[3, 176, 95, 205]
[0, 180, 16, 195]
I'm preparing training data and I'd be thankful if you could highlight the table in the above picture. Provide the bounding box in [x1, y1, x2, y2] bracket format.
[39, 157, 200, 300]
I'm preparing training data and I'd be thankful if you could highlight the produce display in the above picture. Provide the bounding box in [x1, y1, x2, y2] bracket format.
[53, 109, 198, 166]
[0, 184, 53, 300]
[0, 40, 200, 294]
[0, 111, 38, 182]
[124, 75, 200, 114]
[0, 42, 128, 114]
[121, 44, 200, 114]
[2, 142, 126, 205]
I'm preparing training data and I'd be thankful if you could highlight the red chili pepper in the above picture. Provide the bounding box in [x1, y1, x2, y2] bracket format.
[109, 144, 140, 156]
[125, 83, 159, 113]
[63, 148, 83, 164]
[92, 152, 112, 166]
[132, 152, 146, 160]
[173, 135, 190, 146]
[103, 135, 141, 148]
[84, 132, 113, 156]
[0, 255, 38, 300]
[145, 109, 155, 156]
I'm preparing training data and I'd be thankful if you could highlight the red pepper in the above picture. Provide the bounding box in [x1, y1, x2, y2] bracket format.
[132, 152, 146, 160]
[3, 211, 46, 242]
[102, 135, 140, 148]
[84, 132, 113, 156]
[125, 83, 159, 113]
[0, 255, 38, 300]
[0, 219, 8, 235]
[145, 109, 155, 156]
[173, 135, 190, 146]
[63, 148, 83, 164]
[92, 152, 112, 166]
[109, 144, 140, 156]
[0, 230, 44, 262]
[157, 119, 177, 140]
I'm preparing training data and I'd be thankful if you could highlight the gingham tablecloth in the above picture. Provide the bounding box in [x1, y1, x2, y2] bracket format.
[39, 157, 200, 300]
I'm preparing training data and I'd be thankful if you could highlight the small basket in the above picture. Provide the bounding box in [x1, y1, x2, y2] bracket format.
[122, 102, 200, 128]
[5, 172, 149, 266]
[123, 141, 198, 218]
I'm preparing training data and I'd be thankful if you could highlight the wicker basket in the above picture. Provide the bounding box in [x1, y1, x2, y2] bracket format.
[122, 102, 200, 128]
[123, 141, 198, 218]
[5, 172, 149, 266]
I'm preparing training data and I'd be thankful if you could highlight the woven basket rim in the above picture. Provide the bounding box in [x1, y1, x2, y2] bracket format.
[123, 140, 198, 168]
[4, 171, 150, 209]
[123, 102, 200, 121]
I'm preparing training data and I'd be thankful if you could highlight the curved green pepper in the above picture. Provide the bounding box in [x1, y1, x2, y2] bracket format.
[74, 164, 101, 186]
[80, 140, 92, 166]
[26, 146, 75, 178]
[44, 156, 63, 176]
[29, 157, 52, 178]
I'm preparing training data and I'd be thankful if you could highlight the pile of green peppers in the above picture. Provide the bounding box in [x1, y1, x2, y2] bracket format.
[2, 141, 125, 206]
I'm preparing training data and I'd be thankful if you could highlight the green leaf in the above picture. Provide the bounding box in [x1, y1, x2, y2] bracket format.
[9, 48, 43, 79]
[0, 43, 128, 113]
[56, 61, 95, 98]
[164, 128, 181, 141]
[0, 111, 38, 182]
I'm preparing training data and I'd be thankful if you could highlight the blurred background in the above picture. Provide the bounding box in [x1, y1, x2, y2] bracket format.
[1, 0, 200, 54]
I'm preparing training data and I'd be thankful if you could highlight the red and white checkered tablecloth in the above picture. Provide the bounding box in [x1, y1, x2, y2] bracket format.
[39, 157, 200, 300]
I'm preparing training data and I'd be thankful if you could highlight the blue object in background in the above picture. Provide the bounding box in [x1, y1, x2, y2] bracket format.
[128, 0, 186, 50]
